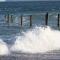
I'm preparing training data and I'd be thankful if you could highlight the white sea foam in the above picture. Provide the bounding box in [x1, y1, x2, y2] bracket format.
[11, 26, 60, 53]
[0, 39, 9, 55]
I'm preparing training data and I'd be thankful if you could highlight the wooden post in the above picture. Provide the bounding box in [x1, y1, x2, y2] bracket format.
[21, 15, 23, 27]
[30, 15, 32, 27]
[11, 15, 13, 23]
[7, 14, 9, 23]
[58, 14, 59, 28]
[45, 12, 48, 25]
[4, 14, 8, 23]
[4, 15, 7, 22]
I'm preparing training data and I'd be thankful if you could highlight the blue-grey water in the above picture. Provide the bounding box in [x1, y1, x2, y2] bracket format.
[0, 1, 60, 60]
[0, 1, 59, 44]
[0, 1, 60, 14]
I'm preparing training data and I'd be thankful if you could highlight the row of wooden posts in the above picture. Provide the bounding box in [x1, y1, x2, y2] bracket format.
[45, 13, 60, 28]
[4, 13, 60, 28]
[5, 14, 32, 27]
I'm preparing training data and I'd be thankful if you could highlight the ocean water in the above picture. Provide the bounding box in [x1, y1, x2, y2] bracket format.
[0, 1, 60, 14]
[0, 1, 60, 56]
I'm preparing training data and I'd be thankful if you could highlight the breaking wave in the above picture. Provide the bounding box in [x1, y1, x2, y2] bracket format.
[0, 39, 9, 55]
[11, 26, 60, 53]
[1, 26, 60, 55]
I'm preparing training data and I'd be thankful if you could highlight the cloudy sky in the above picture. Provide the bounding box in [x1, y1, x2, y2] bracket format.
[0, 0, 59, 1]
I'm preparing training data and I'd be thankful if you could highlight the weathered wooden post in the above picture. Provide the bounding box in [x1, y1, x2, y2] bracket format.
[4, 14, 9, 23]
[21, 15, 23, 27]
[11, 15, 13, 23]
[7, 14, 10, 26]
[7, 14, 10, 23]
[45, 12, 48, 26]
[57, 14, 59, 28]
[30, 15, 32, 27]
[4, 14, 9, 25]
[4, 15, 7, 22]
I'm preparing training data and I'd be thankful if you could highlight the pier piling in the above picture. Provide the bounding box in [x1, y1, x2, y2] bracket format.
[4, 13, 60, 29]
[7, 14, 10, 23]
[58, 14, 60, 28]
[5, 15, 7, 22]
[11, 15, 13, 23]
[30, 15, 32, 27]
[5, 14, 10, 24]
[21, 15, 23, 27]
[45, 12, 48, 26]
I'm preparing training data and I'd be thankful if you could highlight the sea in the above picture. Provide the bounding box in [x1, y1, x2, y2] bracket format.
[0, 1, 60, 60]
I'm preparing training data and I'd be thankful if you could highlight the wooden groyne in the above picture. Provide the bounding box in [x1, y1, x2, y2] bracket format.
[4, 12, 60, 29]
[45, 12, 48, 26]
[58, 14, 60, 28]
[30, 15, 32, 27]
[21, 15, 23, 27]
[10, 15, 13, 23]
